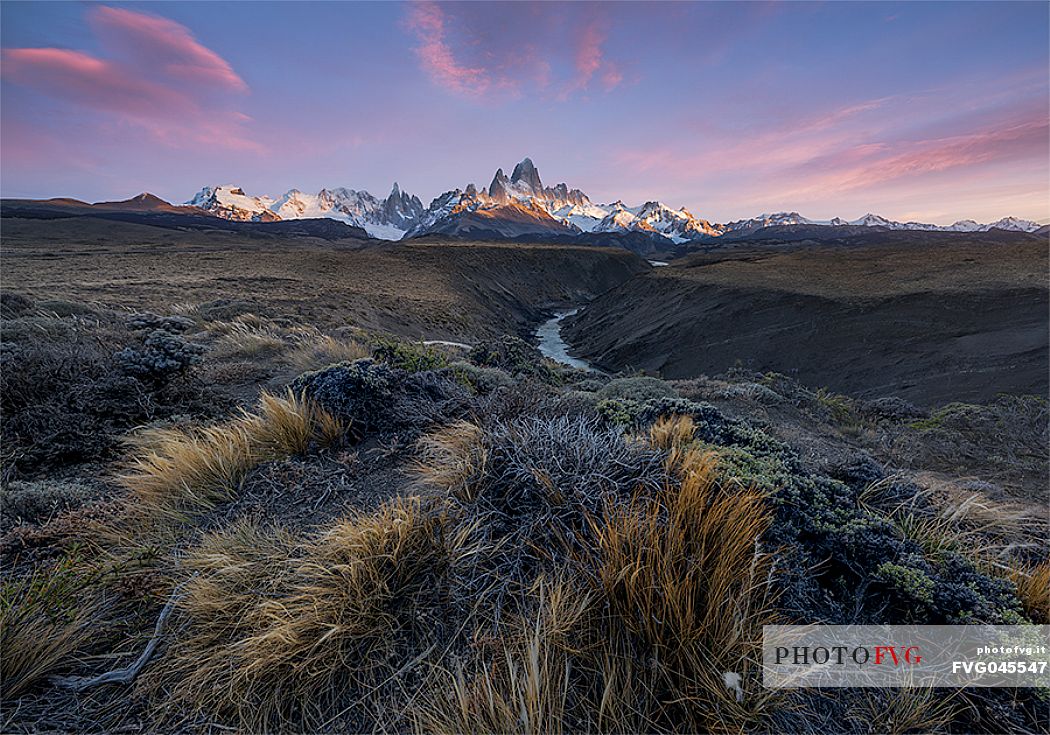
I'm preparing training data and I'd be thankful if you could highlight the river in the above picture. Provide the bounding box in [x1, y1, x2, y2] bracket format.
[535, 309, 593, 371]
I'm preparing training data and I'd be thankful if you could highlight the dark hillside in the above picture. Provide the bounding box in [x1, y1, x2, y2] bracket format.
[564, 233, 1048, 406]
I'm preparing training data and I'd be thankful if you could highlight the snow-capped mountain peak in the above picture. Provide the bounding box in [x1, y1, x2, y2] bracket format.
[510, 157, 542, 191]
[838, 213, 1041, 233]
[850, 213, 894, 228]
[984, 216, 1040, 232]
[590, 200, 721, 242]
[188, 185, 279, 222]
[187, 160, 1044, 242]
[188, 182, 425, 239]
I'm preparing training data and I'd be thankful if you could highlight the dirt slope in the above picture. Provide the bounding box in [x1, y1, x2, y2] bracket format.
[563, 234, 1048, 406]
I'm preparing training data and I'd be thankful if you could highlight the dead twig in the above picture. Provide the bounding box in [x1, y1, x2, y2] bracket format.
[50, 580, 189, 692]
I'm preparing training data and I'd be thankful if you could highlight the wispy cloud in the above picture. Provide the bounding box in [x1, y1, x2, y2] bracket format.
[568, 18, 621, 95]
[611, 79, 1048, 222]
[404, 0, 624, 101]
[405, 1, 492, 97]
[1, 6, 258, 150]
[783, 114, 1049, 197]
[2, 48, 184, 115]
[89, 6, 247, 93]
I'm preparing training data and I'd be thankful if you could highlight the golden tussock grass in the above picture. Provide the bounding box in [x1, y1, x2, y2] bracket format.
[590, 445, 776, 731]
[211, 325, 287, 360]
[1010, 562, 1050, 623]
[120, 390, 343, 520]
[849, 688, 960, 735]
[285, 334, 370, 373]
[415, 623, 573, 735]
[414, 420, 488, 501]
[0, 559, 108, 700]
[648, 413, 696, 453]
[145, 496, 478, 731]
[413, 577, 587, 735]
[861, 478, 1046, 573]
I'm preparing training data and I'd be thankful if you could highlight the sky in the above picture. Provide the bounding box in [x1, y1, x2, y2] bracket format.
[1, 1, 1047, 225]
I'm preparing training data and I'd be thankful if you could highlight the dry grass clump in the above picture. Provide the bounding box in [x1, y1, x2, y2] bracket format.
[648, 413, 696, 452]
[211, 322, 287, 360]
[208, 315, 369, 372]
[1010, 562, 1050, 623]
[252, 390, 345, 453]
[0, 557, 108, 700]
[285, 334, 370, 373]
[415, 592, 578, 735]
[861, 479, 1046, 572]
[148, 496, 477, 731]
[414, 416, 776, 734]
[121, 390, 343, 520]
[589, 446, 776, 731]
[414, 420, 488, 501]
[848, 688, 960, 735]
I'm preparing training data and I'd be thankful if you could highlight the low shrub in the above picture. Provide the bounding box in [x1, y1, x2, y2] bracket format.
[1, 314, 215, 477]
[596, 376, 678, 403]
[859, 396, 928, 421]
[371, 337, 449, 372]
[444, 361, 515, 394]
[467, 335, 558, 382]
[570, 377, 606, 393]
[0, 292, 33, 319]
[115, 329, 205, 385]
[892, 395, 1048, 496]
[292, 359, 470, 439]
[125, 312, 195, 333]
[0, 480, 98, 528]
[417, 414, 666, 607]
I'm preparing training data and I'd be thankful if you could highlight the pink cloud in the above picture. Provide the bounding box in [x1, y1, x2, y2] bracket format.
[608, 85, 1048, 223]
[787, 115, 1049, 196]
[89, 6, 248, 93]
[561, 16, 621, 97]
[406, 1, 492, 96]
[403, 1, 624, 100]
[601, 64, 624, 91]
[2, 48, 184, 115]
[1, 6, 257, 151]
[574, 23, 604, 88]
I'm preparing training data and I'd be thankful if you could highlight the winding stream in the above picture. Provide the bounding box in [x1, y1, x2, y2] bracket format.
[535, 309, 594, 371]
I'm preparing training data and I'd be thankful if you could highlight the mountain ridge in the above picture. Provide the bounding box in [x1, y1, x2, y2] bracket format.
[185, 158, 1042, 242]
[4, 157, 1042, 245]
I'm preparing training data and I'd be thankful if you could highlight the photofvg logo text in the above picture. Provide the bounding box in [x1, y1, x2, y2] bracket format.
[762, 625, 1050, 688]
[774, 643, 923, 666]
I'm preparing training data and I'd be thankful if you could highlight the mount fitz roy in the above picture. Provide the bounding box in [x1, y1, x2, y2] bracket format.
[188, 156, 1042, 243]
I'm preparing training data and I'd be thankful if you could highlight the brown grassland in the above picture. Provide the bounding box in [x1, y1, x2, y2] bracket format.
[1, 216, 1047, 733]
